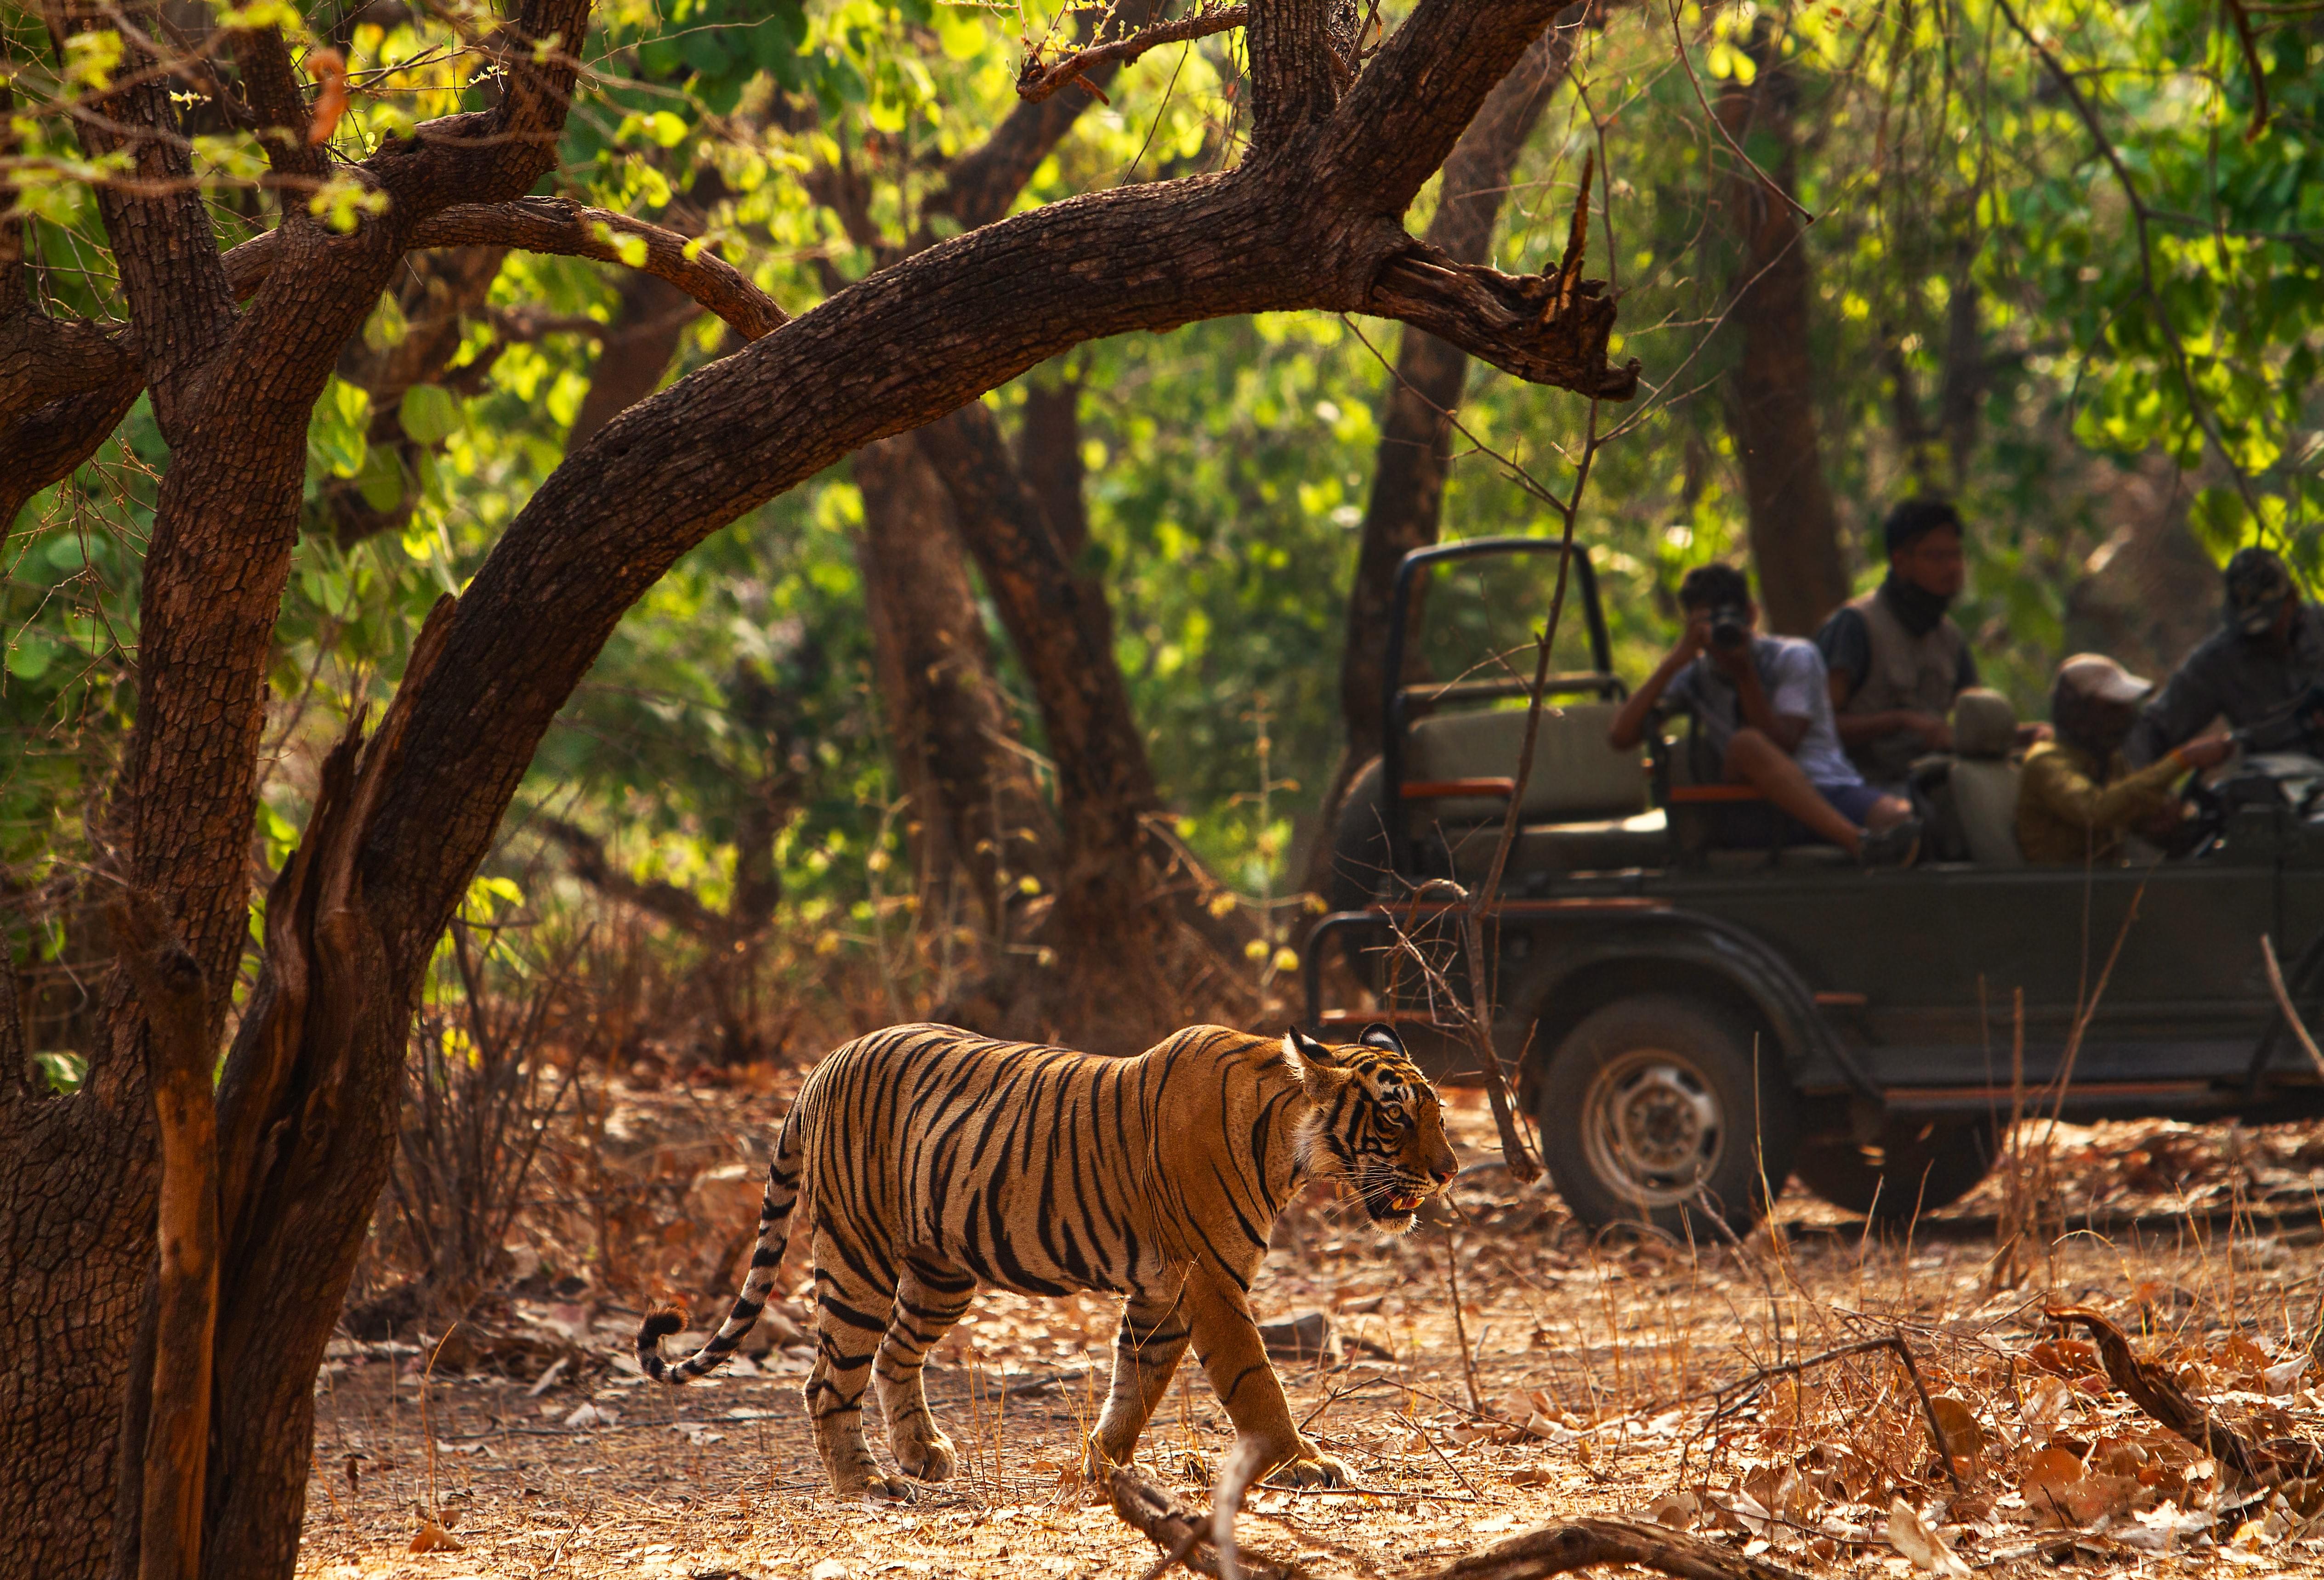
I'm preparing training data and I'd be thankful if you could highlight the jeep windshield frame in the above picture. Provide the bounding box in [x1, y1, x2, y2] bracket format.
[1380, 537, 1620, 878]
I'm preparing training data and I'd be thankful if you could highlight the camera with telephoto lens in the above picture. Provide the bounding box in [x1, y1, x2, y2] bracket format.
[1707, 603, 1752, 652]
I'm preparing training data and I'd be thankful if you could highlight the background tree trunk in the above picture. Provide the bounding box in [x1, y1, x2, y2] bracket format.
[852, 435, 1058, 944]
[1306, 24, 1577, 892]
[1718, 37, 1848, 634]
[567, 271, 698, 446]
[916, 401, 1181, 1050]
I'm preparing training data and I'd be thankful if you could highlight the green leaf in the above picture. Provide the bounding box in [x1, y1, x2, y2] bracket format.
[5, 634, 58, 682]
[355, 446, 406, 513]
[399, 384, 460, 447]
[32, 1051, 85, 1095]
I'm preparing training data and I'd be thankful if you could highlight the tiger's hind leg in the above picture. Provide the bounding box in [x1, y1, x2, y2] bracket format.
[1082, 1280, 1194, 1477]
[873, 1254, 975, 1483]
[804, 1229, 911, 1501]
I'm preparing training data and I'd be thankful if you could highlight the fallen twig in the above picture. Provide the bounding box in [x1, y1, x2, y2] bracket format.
[2045, 1305, 2324, 1485]
[1706, 1333, 1966, 1492]
[1402, 1412, 1487, 1502]
[1108, 1463, 1815, 1580]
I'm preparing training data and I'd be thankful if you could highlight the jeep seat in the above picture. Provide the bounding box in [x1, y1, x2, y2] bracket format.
[1401, 702, 1667, 875]
[1948, 688, 2025, 866]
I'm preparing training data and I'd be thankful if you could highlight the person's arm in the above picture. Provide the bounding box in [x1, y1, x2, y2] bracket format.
[2023, 739, 2223, 834]
[1835, 706, 1951, 750]
[1609, 620, 1706, 750]
[1815, 608, 1866, 715]
[2126, 654, 2220, 766]
[1732, 661, 1810, 753]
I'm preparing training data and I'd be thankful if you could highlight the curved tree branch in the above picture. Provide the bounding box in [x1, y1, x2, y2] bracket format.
[412, 200, 786, 339]
[360, 84, 1629, 964]
[216, 198, 785, 339]
[1017, 6, 1248, 104]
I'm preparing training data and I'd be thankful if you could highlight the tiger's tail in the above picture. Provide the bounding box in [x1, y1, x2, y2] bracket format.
[636, 1101, 804, 1385]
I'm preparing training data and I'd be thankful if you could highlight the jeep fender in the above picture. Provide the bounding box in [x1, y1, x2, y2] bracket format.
[1498, 910, 1878, 1104]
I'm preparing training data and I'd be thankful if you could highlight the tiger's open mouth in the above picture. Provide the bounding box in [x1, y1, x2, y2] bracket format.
[1386, 1191, 1424, 1214]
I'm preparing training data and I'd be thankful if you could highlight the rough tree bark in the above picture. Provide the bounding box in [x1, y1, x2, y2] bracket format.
[0, 0, 1633, 1569]
[1305, 19, 1581, 889]
[1717, 32, 1847, 634]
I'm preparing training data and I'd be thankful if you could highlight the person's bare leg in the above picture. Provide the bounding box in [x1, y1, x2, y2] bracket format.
[1863, 793, 1913, 832]
[1724, 729, 1863, 855]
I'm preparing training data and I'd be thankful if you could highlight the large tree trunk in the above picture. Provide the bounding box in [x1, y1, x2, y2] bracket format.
[0, 0, 1629, 1566]
[1718, 38, 1847, 635]
[1, 5, 589, 1574]
[852, 435, 1057, 941]
[1306, 23, 1578, 889]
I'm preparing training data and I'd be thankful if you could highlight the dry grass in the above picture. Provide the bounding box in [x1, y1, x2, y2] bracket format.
[302, 1088, 2324, 1580]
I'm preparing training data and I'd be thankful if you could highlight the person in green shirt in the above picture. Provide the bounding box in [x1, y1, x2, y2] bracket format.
[2017, 654, 2233, 864]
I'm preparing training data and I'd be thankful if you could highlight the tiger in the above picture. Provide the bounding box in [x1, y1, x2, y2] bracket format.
[635, 1020, 1459, 1501]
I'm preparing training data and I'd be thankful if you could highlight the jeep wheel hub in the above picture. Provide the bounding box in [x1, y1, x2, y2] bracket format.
[1581, 1049, 1725, 1207]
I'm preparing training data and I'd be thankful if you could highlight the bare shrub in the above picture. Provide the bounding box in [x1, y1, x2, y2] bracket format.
[361, 919, 586, 1331]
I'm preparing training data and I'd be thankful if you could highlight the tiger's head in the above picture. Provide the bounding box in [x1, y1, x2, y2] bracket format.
[1284, 1023, 1460, 1232]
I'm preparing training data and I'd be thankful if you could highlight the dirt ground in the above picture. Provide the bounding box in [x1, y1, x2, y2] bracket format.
[302, 1081, 2324, 1580]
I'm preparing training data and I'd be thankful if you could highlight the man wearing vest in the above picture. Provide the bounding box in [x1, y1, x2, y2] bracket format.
[1814, 498, 1981, 793]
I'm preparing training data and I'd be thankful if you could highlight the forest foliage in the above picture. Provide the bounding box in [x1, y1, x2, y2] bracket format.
[2, 0, 2318, 1031]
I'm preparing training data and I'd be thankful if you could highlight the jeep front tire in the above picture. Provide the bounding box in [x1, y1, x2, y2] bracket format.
[1536, 996, 1799, 1236]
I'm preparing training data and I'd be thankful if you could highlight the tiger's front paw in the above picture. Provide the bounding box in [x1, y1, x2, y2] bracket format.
[899, 1428, 957, 1483]
[1271, 1447, 1353, 1488]
[860, 1472, 919, 1505]
[832, 1462, 919, 1504]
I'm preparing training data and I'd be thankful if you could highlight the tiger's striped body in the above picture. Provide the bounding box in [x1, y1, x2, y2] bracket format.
[636, 1020, 1457, 1500]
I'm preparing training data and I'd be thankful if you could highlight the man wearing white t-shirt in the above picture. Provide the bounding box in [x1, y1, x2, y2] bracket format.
[1609, 562, 1922, 866]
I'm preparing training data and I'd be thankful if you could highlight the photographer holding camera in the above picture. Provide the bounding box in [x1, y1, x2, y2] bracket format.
[1609, 562, 1922, 866]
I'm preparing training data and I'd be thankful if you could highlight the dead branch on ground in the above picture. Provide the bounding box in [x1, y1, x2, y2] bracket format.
[2048, 1305, 2324, 1486]
[1108, 1463, 1816, 1580]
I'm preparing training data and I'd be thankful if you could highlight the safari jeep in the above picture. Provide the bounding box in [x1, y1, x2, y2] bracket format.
[1302, 538, 2324, 1233]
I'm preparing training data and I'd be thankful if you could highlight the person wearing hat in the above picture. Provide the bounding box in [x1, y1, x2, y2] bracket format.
[1814, 498, 1983, 792]
[2126, 546, 2324, 765]
[2019, 654, 2233, 864]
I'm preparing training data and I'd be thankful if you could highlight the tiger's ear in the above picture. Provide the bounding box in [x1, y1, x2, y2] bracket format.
[1283, 1026, 1347, 1101]
[1357, 1023, 1407, 1057]
[1283, 1025, 1341, 1067]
